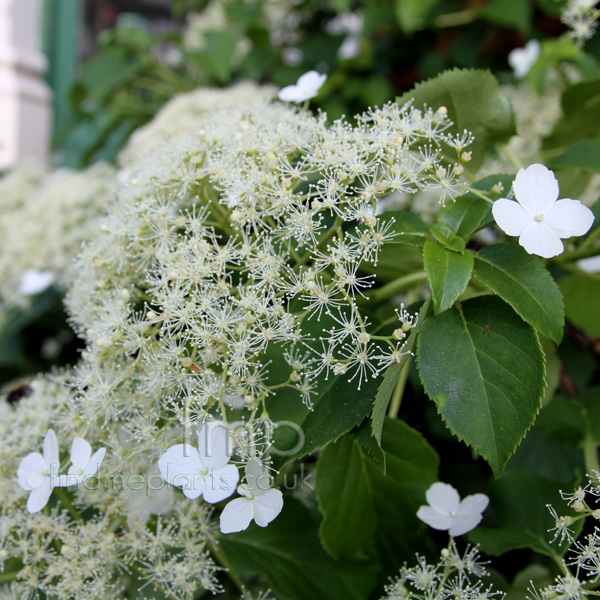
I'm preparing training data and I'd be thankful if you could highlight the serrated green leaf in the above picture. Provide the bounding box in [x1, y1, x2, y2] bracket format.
[551, 140, 600, 172]
[470, 471, 582, 557]
[416, 296, 545, 476]
[559, 273, 600, 336]
[473, 244, 564, 344]
[353, 421, 386, 471]
[379, 210, 428, 246]
[397, 69, 516, 171]
[535, 395, 587, 447]
[428, 223, 466, 252]
[219, 498, 378, 600]
[424, 241, 473, 314]
[316, 419, 439, 564]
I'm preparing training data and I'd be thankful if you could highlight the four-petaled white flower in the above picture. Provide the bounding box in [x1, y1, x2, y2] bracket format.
[19, 269, 54, 296]
[278, 70, 327, 103]
[60, 437, 106, 486]
[17, 429, 61, 513]
[220, 458, 283, 534]
[158, 421, 239, 503]
[508, 39, 541, 78]
[417, 482, 489, 537]
[492, 164, 595, 258]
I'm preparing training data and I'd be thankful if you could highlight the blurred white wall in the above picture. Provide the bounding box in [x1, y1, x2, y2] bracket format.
[0, 0, 52, 170]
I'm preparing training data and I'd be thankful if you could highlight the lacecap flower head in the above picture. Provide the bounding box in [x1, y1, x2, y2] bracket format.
[417, 482, 489, 536]
[492, 163, 595, 258]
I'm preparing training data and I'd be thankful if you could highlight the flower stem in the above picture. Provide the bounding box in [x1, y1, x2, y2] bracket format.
[0, 570, 19, 584]
[361, 271, 427, 305]
[208, 538, 245, 593]
[54, 487, 84, 522]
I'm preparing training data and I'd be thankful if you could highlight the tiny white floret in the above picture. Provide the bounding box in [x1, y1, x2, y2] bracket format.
[508, 39, 541, 78]
[19, 269, 54, 296]
[278, 71, 327, 103]
[492, 163, 595, 258]
[220, 458, 283, 534]
[417, 482, 489, 536]
[16, 429, 60, 513]
[158, 420, 239, 503]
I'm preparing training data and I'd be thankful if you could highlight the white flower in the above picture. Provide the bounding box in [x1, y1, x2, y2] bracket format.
[16, 429, 60, 513]
[508, 39, 541, 78]
[577, 255, 600, 273]
[158, 421, 239, 503]
[19, 269, 53, 295]
[59, 437, 106, 486]
[278, 70, 327, 102]
[220, 458, 283, 534]
[417, 482, 489, 537]
[492, 164, 595, 258]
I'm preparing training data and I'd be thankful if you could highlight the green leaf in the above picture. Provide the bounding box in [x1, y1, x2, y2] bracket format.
[559, 274, 600, 336]
[353, 421, 386, 471]
[394, 0, 442, 33]
[535, 395, 587, 447]
[436, 174, 514, 239]
[380, 210, 428, 247]
[470, 471, 582, 557]
[316, 419, 439, 564]
[397, 69, 516, 171]
[551, 140, 600, 173]
[477, 0, 532, 32]
[423, 241, 473, 314]
[473, 244, 564, 344]
[416, 296, 545, 476]
[371, 300, 429, 444]
[198, 31, 237, 82]
[544, 79, 600, 151]
[219, 498, 378, 600]
[316, 435, 378, 559]
[428, 223, 466, 252]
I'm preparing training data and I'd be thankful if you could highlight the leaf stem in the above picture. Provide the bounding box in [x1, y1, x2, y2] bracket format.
[496, 143, 523, 171]
[388, 357, 411, 418]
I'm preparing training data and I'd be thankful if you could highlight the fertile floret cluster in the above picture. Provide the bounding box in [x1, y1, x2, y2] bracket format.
[561, 0, 600, 44]
[0, 163, 116, 316]
[381, 543, 502, 600]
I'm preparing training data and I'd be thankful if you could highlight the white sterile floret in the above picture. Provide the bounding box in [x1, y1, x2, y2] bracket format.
[158, 420, 239, 503]
[18, 269, 54, 296]
[220, 458, 283, 534]
[417, 482, 489, 537]
[508, 40, 541, 78]
[492, 163, 595, 258]
[278, 70, 327, 102]
[60, 437, 106, 486]
[16, 429, 61, 513]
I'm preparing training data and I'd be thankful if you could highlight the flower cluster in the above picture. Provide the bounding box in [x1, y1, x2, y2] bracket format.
[381, 542, 502, 600]
[0, 163, 116, 316]
[0, 85, 470, 599]
[561, 0, 600, 45]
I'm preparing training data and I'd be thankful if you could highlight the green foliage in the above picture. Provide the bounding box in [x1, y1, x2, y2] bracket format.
[416, 296, 546, 476]
[316, 419, 439, 563]
[551, 140, 600, 172]
[380, 211, 428, 247]
[559, 274, 600, 336]
[219, 498, 379, 600]
[394, 0, 442, 33]
[471, 471, 581, 557]
[423, 241, 473, 314]
[473, 244, 565, 344]
[397, 69, 516, 171]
